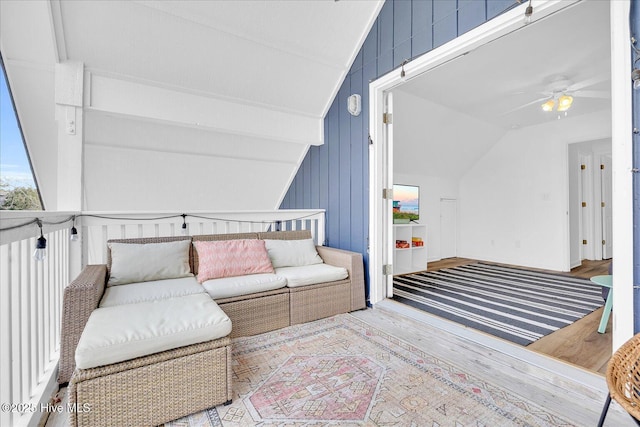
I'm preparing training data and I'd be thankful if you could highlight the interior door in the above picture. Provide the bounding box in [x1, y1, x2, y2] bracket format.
[440, 199, 457, 259]
[601, 154, 613, 259]
[384, 91, 394, 297]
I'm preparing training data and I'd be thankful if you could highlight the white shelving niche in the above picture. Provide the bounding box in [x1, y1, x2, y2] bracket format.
[393, 223, 427, 275]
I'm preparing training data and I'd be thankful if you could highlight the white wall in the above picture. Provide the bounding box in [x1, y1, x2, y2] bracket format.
[82, 113, 307, 211]
[393, 90, 505, 181]
[394, 172, 458, 261]
[393, 89, 504, 262]
[458, 110, 611, 271]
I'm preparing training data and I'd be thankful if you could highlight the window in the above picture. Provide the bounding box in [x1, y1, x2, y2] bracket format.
[0, 54, 42, 210]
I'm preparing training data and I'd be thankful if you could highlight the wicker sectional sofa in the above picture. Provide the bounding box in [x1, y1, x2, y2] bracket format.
[59, 230, 365, 426]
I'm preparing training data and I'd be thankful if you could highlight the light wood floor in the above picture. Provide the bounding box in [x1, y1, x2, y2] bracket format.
[413, 257, 613, 374]
[47, 306, 633, 427]
[353, 304, 633, 426]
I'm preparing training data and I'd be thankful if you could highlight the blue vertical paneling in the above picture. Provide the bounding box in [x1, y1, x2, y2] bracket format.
[631, 0, 640, 333]
[393, 0, 412, 67]
[412, 0, 433, 58]
[319, 120, 329, 235]
[487, 0, 516, 19]
[378, 1, 395, 76]
[378, 2, 394, 54]
[339, 83, 352, 249]
[393, 1, 412, 47]
[303, 151, 311, 208]
[311, 146, 320, 209]
[394, 40, 412, 68]
[281, 0, 520, 303]
[433, 0, 458, 48]
[327, 101, 340, 247]
[362, 21, 378, 67]
[350, 71, 364, 256]
[458, 0, 486, 35]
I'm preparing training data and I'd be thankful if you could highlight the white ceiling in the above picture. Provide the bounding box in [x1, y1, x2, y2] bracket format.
[396, 0, 611, 131]
[1, 0, 382, 210]
[58, 0, 381, 117]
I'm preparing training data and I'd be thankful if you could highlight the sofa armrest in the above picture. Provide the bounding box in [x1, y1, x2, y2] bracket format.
[58, 265, 107, 384]
[316, 246, 365, 311]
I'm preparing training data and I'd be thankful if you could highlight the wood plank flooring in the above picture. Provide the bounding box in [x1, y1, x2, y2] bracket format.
[412, 257, 612, 374]
[352, 304, 634, 426]
[48, 307, 633, 427]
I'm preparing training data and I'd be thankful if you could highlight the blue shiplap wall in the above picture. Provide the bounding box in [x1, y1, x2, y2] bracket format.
[631, 0, 640, 333]
[284, 0, 605, 302]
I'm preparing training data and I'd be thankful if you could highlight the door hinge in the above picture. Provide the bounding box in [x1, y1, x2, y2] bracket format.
[581, 164, 586, 170]
[383, 264, 393, 275]
[582, 239, 587, 245]
[383, 113, 393, 124]
[581, 202, 587, 207]
[383, 188, 394, 200]
[601, 202, 605, 207]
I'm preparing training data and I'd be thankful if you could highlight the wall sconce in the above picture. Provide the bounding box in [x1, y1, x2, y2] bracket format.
[347, 94, 361, 116]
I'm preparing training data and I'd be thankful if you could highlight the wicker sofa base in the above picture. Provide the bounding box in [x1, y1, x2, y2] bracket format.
[68, 337, 232, 427]
[289, 279, 351, 325]
[216, 289, 290, 338]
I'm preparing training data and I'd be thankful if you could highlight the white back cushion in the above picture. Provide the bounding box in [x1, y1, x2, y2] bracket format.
[263, 239, 323, 268]
[107, 240, 192, 286]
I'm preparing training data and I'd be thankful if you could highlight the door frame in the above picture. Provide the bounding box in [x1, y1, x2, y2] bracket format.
[368, 0, 634, 350]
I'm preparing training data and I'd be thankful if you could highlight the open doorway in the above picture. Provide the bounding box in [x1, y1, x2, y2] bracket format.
[368, 0, 633, 371]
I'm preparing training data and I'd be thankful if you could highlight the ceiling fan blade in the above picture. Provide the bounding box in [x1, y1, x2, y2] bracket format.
[568, 74, 609, 91]
[573, 90, 610, 99]
[499, 96, 548, 116]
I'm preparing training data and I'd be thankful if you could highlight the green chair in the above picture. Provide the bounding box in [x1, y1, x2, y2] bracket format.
[590, 275, 612, 333]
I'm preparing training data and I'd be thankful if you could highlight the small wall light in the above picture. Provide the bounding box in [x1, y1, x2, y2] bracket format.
[347, 94, 361, 116]
[33, 220, 47, 261]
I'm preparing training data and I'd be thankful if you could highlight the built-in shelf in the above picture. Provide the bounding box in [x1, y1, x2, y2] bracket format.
[393, 224, 427, 275]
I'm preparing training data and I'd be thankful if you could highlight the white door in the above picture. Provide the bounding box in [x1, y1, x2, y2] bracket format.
[384, 92, 394, 297]
[440, 199, 457, 259]
[601, 154, 613, 259]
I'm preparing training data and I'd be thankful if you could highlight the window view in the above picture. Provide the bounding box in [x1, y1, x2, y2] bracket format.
[0, 55, 42, 210]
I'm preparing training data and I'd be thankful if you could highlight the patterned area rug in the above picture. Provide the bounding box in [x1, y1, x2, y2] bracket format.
[165, 314, 574, 426]
[393, 263, 603, 346]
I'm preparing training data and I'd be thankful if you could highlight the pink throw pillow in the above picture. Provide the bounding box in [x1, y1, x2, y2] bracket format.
[194, 239, 274, 283]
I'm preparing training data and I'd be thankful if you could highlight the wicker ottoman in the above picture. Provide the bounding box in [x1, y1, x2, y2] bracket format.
[68, 337, 232, 427]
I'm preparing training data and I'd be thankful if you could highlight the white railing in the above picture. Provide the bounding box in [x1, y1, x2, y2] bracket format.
[80, 210, 326, 266]
[0, 211, 77, 427]
[0, 209, 324, 427]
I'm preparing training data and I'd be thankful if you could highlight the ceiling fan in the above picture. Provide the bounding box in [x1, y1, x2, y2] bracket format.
[503, 74, 610, 116]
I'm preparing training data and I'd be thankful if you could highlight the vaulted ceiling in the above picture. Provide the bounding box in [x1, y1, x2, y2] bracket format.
[393, 0, 611, 180]
[0, 0, 382, 210]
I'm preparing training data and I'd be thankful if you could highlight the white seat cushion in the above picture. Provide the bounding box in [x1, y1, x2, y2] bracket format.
[99, 276, 205, 307]
[75, 294, 231, 370]
[276, 264, 348, 288]
[202, 273, 286, 299]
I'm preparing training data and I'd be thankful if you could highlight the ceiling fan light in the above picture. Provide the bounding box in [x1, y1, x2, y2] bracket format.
[557, 95, 573, 111]
[541, 99, 555, 112]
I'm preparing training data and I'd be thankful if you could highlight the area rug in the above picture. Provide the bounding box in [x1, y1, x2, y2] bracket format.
[165, 314, 574, 426]
[393, 262, 604, 346]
